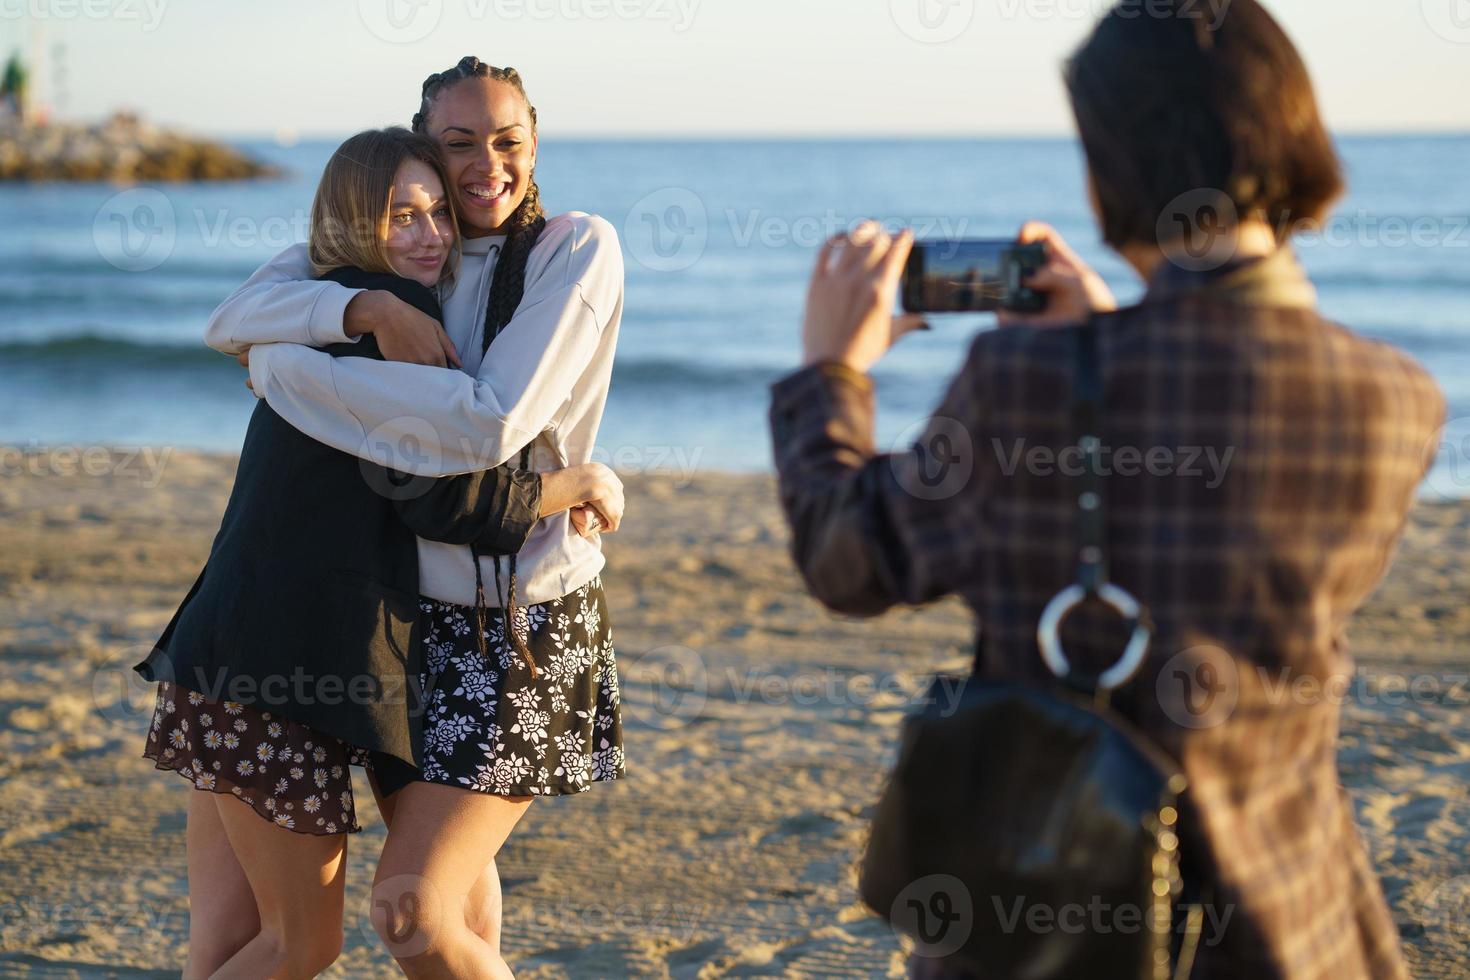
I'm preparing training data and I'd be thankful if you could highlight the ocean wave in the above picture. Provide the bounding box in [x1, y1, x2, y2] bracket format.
[1310, 268, 1470, 291]
[0, 337, 808, 390]
[1342, 325, 1470, 353]
[611, 358, 788, 390]
[0, 250, 270, 282]
[611, 357, 937, 393]
[0, 334, 229, 368]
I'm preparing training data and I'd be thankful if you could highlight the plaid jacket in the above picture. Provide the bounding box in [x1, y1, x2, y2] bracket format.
[768, 250, 1445, 980]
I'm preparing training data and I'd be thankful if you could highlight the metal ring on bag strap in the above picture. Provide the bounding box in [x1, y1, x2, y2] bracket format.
[1038, 583, 1152, 690]
[1036, 320, 1153, 692]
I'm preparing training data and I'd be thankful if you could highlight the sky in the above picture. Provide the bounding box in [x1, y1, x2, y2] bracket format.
[2, 0, 1468, 138]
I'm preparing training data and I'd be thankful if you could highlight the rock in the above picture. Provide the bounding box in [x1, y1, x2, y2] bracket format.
[0, 111, 275, 183]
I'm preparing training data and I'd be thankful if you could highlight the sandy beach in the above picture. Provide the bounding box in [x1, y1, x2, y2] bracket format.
[1, 448, 1467, 978]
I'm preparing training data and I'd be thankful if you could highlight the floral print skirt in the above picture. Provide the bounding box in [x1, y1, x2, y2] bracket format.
[142, 680, 372, 836]
[140, 575, 624, 831]
[403, 574, 625, 798]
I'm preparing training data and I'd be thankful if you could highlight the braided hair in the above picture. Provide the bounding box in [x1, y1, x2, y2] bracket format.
[414, 55, 547, 678]
[413, 56, 548, 355]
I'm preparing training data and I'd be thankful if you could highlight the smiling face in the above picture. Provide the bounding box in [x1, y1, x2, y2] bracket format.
[382, 158, 456, 287]
[423, 76, 538, 237]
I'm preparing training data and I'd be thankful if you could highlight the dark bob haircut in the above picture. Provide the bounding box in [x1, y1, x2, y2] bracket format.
[1065, 0, 1343, 251]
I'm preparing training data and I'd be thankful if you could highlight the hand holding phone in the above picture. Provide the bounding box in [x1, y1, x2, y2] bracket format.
[899, 224, 1119, 328]
[997, 223, 1119, 328]
[800, 222, 924, 373]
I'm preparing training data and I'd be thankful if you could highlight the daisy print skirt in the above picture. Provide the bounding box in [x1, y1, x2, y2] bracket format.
[400, 574, 625, 798]
[142, 680, 372, 836]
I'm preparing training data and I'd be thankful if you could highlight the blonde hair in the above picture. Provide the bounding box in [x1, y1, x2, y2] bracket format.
[308, 127, 460, 282]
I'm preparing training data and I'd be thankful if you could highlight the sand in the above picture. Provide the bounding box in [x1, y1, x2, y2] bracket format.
[0, 449, 1466, 978]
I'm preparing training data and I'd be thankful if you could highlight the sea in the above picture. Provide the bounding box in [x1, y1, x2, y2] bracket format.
[2, 135, 1467, 495]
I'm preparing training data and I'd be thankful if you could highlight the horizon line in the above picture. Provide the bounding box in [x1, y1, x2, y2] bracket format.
[210, 127, 1470, 144]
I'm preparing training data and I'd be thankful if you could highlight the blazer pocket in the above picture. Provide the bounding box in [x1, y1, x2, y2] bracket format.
[329, 567, 420, 607]
[326, 568, 421, 676]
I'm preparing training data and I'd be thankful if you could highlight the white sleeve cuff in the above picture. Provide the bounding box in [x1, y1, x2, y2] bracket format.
[248, 344, 276, 396]
[306, 284, 363, 346]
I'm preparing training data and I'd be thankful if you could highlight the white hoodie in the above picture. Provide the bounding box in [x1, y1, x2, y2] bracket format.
[205, 211, 623, 606]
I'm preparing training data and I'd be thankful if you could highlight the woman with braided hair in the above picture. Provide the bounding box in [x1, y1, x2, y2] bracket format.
[205, 57, 626, 977]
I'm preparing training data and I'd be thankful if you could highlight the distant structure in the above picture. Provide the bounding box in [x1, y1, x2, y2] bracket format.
[0, 41, 274, 183]
[1, 52, 27, 122]
[0, 49, 274, 185]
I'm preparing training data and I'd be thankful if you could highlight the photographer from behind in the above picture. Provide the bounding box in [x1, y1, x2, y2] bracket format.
[767, 1, 1444, 977]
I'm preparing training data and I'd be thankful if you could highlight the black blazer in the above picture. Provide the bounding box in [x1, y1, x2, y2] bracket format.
[133, 267, 542, 768]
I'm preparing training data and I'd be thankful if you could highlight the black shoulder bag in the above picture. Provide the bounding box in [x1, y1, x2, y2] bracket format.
[859, 321, 1204, 979]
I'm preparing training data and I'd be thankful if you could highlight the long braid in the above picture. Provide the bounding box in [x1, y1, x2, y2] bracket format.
[484, 175, 546, 351]
[416, 56, 546, 677]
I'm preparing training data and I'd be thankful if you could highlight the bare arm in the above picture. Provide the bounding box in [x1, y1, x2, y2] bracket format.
[539, 463, 623, 533]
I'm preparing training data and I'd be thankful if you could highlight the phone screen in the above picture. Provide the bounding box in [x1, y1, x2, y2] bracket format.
[902, 239, 1014, 314]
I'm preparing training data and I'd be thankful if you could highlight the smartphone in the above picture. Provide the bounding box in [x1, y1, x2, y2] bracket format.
[901, 238, 1047, 314]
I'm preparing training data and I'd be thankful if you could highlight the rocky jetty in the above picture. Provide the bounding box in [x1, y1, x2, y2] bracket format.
[0, 112, 276, 182]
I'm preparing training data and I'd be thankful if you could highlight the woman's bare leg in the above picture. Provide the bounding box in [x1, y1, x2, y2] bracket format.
[182, 790, 260, 978]
[207, 793, 350, 979]
[366, 769, 510, 954]
[367, 780, 532, 979]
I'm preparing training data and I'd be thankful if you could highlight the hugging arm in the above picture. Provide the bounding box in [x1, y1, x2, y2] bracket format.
[389, 465, 544, 555]
[204, 244, 362, 355]
[389, 461, 621, 554]
[245, 217, 623, 474]
[206, 244, 457, 367]
[767, 340, 990, 617]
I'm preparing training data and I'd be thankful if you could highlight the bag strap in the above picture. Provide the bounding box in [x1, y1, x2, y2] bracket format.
[1036, 319, 1154, 694]
[1073, 320, 1106, 593]
[470, 442, 540, 678]
[1057, 322, 1209, 980]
